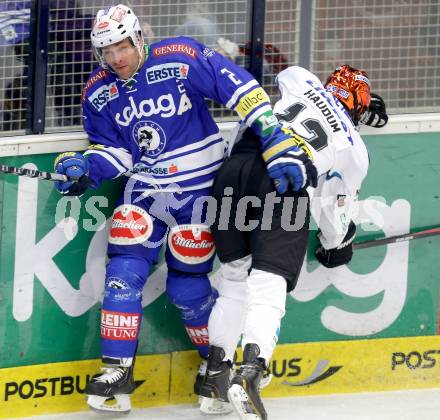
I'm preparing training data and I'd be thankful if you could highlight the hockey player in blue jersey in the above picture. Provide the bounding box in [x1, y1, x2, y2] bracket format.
[53, 4, 317, 413]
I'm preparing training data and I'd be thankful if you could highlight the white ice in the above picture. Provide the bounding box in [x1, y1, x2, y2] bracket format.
[18, 388, 440, 420]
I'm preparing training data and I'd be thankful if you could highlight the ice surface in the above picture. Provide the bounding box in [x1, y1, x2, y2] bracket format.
[18, 388, 440, 420]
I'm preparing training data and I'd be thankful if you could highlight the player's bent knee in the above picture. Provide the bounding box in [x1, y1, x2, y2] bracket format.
[105, 254, 151, 291]
[220, 256, 251, 282]
[217, 278, 247, 301]
[166, 269, 217, 320]
[248, 269, 287, 314]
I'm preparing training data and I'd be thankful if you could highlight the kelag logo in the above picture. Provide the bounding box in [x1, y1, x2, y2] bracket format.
[391, 349, 440, 370]
[265, 357, 343, 386]
[3, 374, 145, 401]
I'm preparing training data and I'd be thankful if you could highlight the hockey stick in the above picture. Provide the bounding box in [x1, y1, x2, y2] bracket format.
[353, 227, 440, 250]
[0, 164, 75, 182]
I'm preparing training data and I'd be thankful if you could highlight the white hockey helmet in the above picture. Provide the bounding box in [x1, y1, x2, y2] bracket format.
[91, 4, 144, 68]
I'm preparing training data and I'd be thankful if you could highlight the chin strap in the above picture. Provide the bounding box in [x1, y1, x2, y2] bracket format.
[130, 43, 147, 79]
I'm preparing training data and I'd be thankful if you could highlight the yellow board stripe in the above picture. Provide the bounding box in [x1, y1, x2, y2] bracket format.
[172, 336, 440, 402]
[2, 336, 440, 418]
[0, 355, 170, 419]
[259, 335, 440, 397]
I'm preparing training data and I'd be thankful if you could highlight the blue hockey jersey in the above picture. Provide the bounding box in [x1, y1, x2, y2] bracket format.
[81, 36, 273, 191]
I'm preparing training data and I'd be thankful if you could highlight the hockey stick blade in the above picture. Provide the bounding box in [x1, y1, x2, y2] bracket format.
[0, 164, 75, 182]
[353, 227, 440, 250]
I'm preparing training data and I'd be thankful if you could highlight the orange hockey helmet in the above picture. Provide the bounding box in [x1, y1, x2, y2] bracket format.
[325, 65, 371, 124]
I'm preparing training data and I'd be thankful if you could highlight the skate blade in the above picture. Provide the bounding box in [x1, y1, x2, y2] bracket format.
[199, 395, 233, 415]
[228, 384, 262, 420]
[87, 394, 131, 413]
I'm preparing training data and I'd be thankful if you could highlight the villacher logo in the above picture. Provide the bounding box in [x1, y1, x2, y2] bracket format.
[168, 224, 215, 264]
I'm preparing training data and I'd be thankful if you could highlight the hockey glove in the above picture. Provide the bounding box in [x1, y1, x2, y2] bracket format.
[315, 221, 356, 268]
[262, 126, 318, 194]
[359, 93, 388, 128]
[54, 152, 90, 196]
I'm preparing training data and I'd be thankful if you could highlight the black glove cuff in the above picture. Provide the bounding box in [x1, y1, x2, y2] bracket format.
[64, 175, 91, 196]
[315, 222, 356, 268]
[360, 93, 388, 128]
[361, 110, 388, 128]
[337, 221, 356, 249]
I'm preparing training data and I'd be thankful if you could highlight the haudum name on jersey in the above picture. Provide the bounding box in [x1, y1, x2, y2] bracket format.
[303, 89, 342, 133]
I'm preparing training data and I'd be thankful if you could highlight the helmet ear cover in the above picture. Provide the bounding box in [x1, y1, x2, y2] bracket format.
[91, 4, 144, 69]
[325, 64, 371, 125]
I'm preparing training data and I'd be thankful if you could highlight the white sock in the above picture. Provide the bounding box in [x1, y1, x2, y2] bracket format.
[209, 256, 251, 361]
[242, 269, 286, 362]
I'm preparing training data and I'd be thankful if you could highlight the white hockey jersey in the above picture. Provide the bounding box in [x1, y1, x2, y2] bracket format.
[273, 66, 369, 249]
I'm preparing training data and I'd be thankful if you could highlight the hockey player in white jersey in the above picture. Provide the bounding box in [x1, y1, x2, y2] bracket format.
[52, 4, 317, 414]
[201, 64, 388, 419]
[275, 64, 371, 266]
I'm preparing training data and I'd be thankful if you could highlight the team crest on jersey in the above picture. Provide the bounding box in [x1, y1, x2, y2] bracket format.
[109, 204, 153, 245]
[132, 120, 167, 157]
[168, 224, 215, 264]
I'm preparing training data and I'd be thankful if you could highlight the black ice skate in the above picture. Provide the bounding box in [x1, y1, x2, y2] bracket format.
[228, 343, 268, 420]
[199, 345, 233, 414]
[194, 358, 207, 397]
[85, 357, 135, 413]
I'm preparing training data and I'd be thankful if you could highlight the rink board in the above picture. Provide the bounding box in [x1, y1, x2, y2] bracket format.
[0, 354, 170, 418]
[3, 130, 440, 371]
[2, 335, 440, 418]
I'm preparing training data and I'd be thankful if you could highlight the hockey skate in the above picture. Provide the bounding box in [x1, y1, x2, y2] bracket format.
[259, 364, 272, 390]
[199, 345, 233, 415]
[85, 358, 135, 413]
[194, 358, 208, 397]
[228, 343, 268, 420]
